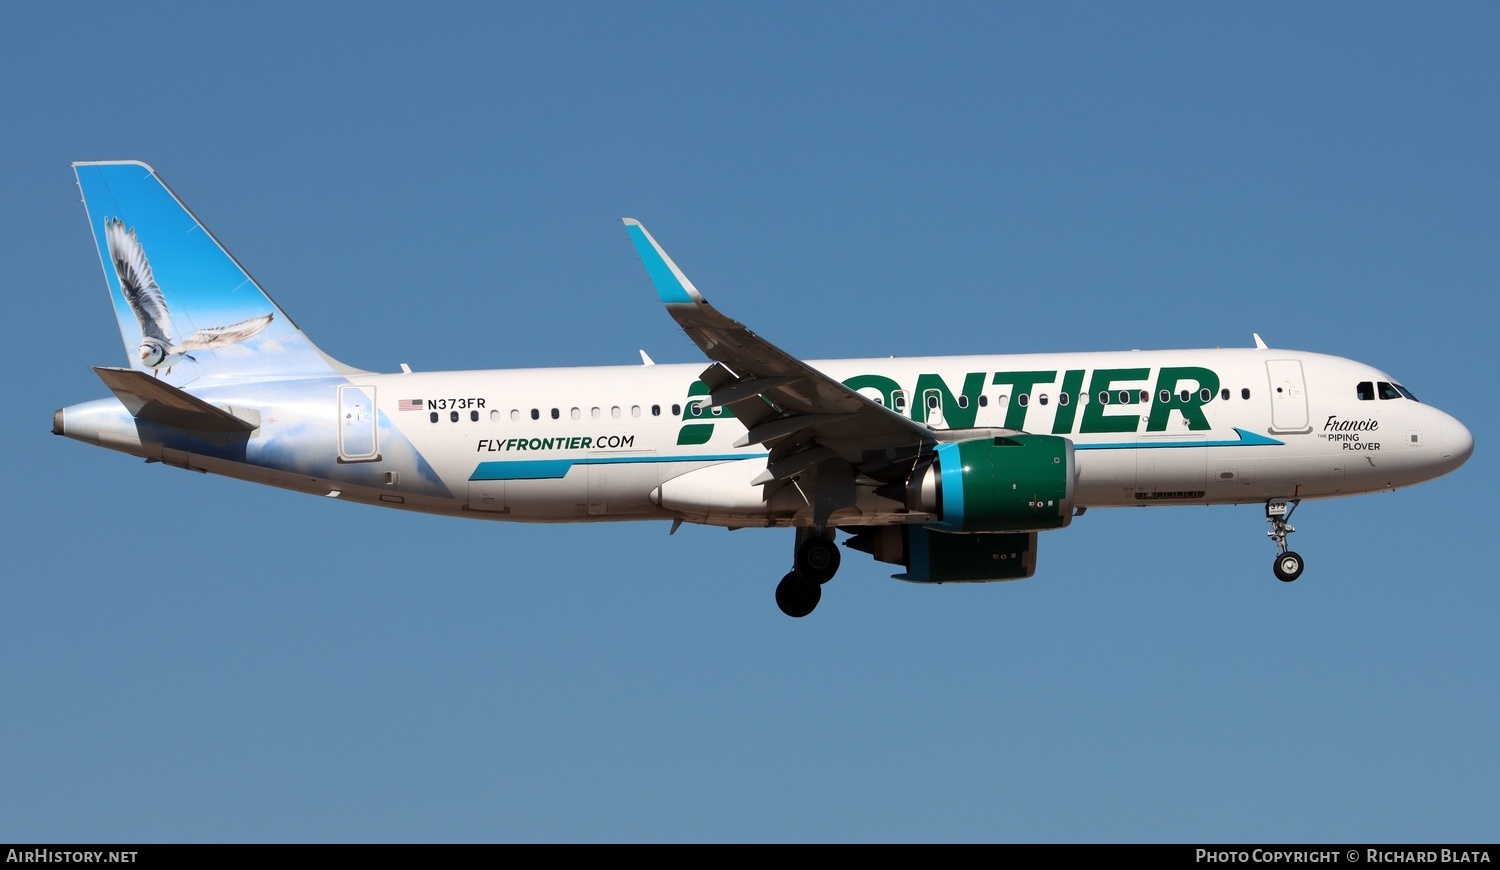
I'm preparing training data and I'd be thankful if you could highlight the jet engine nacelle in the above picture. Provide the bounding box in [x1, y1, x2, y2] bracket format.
[845, 525, 1040, 583]
[902, 434, 1076, 533]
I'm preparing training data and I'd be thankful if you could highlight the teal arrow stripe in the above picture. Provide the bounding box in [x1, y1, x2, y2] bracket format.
[471, 452, 764, 481]
[1073, 428, 1284, 451]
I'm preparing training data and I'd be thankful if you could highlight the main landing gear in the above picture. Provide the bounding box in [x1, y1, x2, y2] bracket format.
[775, 529, 842, 618]
[1266, 498, 1304, 583]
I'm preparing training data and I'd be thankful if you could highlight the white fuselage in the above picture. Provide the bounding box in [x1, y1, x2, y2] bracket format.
[55, 346, 1473, 529]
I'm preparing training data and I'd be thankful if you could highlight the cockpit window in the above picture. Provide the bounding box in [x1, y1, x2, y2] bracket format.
[1377, 381, 1402, 400]
[1394, 383, 1419, 402]
[1357, 381, 1375, 401]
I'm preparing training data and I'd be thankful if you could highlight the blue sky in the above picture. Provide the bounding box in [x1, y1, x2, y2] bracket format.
[2, 2, 1495, 843]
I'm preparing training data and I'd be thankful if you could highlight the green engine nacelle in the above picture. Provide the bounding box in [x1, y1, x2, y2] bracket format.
[907, 434, 1076, 533]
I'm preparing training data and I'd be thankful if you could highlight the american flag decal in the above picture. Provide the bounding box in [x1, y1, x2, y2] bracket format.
[399, 399, 424, 411]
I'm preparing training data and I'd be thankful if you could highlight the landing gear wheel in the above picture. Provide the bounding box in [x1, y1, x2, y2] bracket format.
[1274, 551, 1304, 583]
[776, 571, 821, 618]
[1265, 499, 1304, 583]
[795, 535, 841, 584]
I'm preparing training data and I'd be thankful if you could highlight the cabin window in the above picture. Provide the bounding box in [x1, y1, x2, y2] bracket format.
[1097, 391, 1110, 405]
[1220, 388, 1230, 401]
[470, 410, 479, 422]
[690, 402, 703, 417]
[430, 412, 439, 423]
[893, 391, 908, 413]
[1159, 389, 1171, 404]
[1200, 388, 1212, 402]
[1018, 393, 1029, 407]
[631, 405, 641, 417]
[651, 404, 661, 417]
[510, 409, 520, 422]
[570, 407, 581, 420]
[550, 408, 560, 420]
[490, 410, 500, 422]
[1140, 390, 1150, 403]
[1178, 389, 1189, 403]
[591, 407, 601, 419]
[1038, 393, 1049, 406]
[450, 411, 459, 423]
[978, 395, 988, 407]
[956, 395, 969, 409]
[672, 404, 681, 416]
[612, 406, 622, 419]
[531, 409, 540, 420]
[1241, 388, 1250, 400]
[1378, 381, 1402, 400]
[1118, 390, 1130, 404]
[1058, 392, 1070, 406]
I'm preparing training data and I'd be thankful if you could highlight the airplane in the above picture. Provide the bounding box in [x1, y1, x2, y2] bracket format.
[53, 161, 1475, 617]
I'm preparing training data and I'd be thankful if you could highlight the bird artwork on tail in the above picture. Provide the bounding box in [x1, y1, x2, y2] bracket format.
[104, 217, 273, 377]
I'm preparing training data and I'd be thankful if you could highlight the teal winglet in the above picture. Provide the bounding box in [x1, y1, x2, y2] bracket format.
[623, 218, 702, 305]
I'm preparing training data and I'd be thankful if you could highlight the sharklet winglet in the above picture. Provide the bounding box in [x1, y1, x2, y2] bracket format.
[622, 218, 706, 305]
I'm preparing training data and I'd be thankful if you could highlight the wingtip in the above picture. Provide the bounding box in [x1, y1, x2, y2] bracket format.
[622, 218, 703, 305]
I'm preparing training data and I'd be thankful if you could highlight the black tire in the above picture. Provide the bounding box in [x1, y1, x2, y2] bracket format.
[795, 535, 841, 584]
[775, 571, 821, 618]
[1274, 551, 1304, 583]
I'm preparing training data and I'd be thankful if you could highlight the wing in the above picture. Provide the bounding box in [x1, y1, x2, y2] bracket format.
[104, 217, 174, 346]
[176, 313, 275, 351]
[623, 219, 937, 521]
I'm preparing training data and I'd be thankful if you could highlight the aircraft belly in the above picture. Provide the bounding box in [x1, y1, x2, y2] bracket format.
[1135, 442, 1207, 501]
[586, 453, 661, 516]
[652, 458, 931, 526]
[655, 460, 775, 521]
[466, 455, 671, 520]
[1074, 450, 1137, 506]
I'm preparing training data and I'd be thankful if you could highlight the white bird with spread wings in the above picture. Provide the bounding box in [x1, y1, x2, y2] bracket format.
[104, 217, 274, 376]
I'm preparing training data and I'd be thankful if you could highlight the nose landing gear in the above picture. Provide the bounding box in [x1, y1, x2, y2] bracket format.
[1266, 499, 1304, 582]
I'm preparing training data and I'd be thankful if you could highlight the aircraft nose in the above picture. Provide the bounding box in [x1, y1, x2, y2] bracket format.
[1442, 414, 1474, 474]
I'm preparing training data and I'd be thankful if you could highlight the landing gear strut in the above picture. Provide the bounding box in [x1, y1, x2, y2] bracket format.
[1266, 499, 1304, 583]
[776, 529, 842, 617]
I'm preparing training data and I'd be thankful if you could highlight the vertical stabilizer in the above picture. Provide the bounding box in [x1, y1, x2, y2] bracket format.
[74, 161, 360, 384]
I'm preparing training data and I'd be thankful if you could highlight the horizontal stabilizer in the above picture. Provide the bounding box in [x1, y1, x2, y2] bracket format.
[93, 366, 258, 432]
